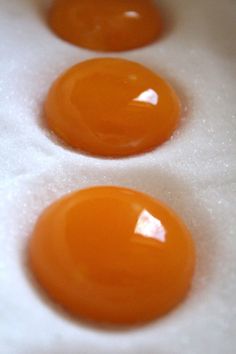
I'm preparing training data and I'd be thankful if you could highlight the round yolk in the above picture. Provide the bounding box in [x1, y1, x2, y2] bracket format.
[48, 0, 162, 52]
[29, 186, 195, 325]
[45, 58, 181, 157]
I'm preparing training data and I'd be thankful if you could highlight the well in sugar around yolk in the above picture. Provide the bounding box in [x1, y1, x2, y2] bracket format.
[49, 0, 162, 52]
[45, 58, 181, 157]
[29, 186, 195, 325]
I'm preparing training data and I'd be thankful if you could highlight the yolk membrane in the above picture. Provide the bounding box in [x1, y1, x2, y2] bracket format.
[45, 58, 181, 157]
[29, 186, 195, 325]
[49, 0, 162, 52]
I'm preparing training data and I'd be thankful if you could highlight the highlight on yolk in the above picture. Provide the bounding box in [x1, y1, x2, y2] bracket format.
[48, 0, 162, 52]
[29, 186, 195, 325]
[45, 58, 181, 157]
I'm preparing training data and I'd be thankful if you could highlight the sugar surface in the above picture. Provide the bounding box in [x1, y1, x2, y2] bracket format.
[0, 0, 236, 353]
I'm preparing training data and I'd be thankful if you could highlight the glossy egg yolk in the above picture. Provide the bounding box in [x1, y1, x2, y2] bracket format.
[29, 186, 195, 325]
[45, 58, 181, 157]
[49, 0, 162, 52]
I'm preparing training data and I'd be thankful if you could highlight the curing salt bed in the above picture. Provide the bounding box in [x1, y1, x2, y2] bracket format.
[0, 0, 236, 354]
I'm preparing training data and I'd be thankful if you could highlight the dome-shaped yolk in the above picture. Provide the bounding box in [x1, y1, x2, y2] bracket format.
[49, 0, 162, 52]
[45, 58, 181, 157]
[29, 186, 195, 325]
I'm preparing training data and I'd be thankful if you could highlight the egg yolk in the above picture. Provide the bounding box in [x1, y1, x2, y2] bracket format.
[29, 186, 195, 325]
[49, 0, 162, 52]
[45, 58, 181, 157]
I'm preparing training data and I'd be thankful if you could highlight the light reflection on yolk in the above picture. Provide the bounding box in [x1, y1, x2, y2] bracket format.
[29, 186, 195, 325]
[45, 58, 181, 157]
[48, 0, 162, 52]
[135, 209, 166, 242]
[134, 89, 159, 106]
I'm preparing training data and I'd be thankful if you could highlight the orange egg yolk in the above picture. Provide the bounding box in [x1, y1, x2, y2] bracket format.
[29, 186, 195, 325]
[45, 58, 181, 157]
[49, 0, 162, 52]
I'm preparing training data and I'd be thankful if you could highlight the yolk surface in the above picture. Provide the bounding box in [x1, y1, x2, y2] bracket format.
[49, 0, 162, 52]
[45, 58, 181, 157]
[29, 186, 195, 325]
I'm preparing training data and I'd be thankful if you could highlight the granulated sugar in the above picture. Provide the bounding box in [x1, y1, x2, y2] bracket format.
[0, 0, 235, 353]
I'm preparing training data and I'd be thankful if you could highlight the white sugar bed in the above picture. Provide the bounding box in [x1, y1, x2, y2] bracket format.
[0, 0, 236, 353]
